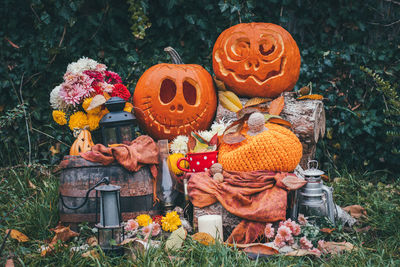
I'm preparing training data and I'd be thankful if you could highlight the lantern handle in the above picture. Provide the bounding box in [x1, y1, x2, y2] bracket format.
[307, 160, 319, 170]
[60, 177, 110, 210]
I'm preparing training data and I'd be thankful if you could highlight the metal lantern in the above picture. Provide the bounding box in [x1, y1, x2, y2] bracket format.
[99, 97, 138, 146]
[95, 184, 124, 255]
[291, 160, 337, 225]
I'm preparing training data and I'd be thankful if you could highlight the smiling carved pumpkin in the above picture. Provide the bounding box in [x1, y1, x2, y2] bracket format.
[213, 23, 301, 98]
[133, 47, 217, 140]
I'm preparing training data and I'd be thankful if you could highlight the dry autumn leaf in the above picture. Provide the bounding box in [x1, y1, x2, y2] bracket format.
[87, 236, 98, 246]
[41, 225, 79, 257]
[243, 244, 279, 256]
[87, 94, 106, 111]
[82, 249, 100, 259]
[165, 227, 187, 251]
[320, 228, 336, 234]
[286, 249, 321, 257]
[5, 258, 14, 267]
[343, 205, 367, 219]
[244, 97, 271, 108]
[213, 76, 227, 91]
[318, 241, 355, 254]
[268, 95, 285, 115]
[192, 232, 215, 246]
[268, 117, 292, 128]
[297, 94, 324, 100]
[6, 229, 29, 242]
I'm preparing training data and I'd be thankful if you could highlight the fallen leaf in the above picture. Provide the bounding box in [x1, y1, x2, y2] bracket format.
[103, 92, 111, 101]
[87, 94, 106, 110]
[243, 244, 279, 255]
[50, 225, 79, 244]
[244, 97, 271, 108]
[320, 228, 336, 234]
[297, 86, 311, 96]
[165, 227, 187, 251]
[5, 37, 20, 49]
[120, 237, 138, 246]
[49, 143, 60, 156]
[87, 236, 98, 246]
[6, 229, 29, 242]
[286, 249, 320, 257]
[27, 179, 37, 189]
[213, 76, 226, 91]
[297, 94, 324, 100]
[82, 249, 100, 259]
[318, 241, 355, 254]
[192, 232, 215, 246]
[268, 95, 285, 115]
[5, 258, 14, 267]
[343, 205, 367, 219]
[268, 117, 292, 128]
[281, 175, 307, 190]
[222, 132, 246, 144]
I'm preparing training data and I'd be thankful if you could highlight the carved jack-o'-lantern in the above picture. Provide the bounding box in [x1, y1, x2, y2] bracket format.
[133, 47, 217, 140]
[213, 23, 301, 98]
[69, 129, 94, 156]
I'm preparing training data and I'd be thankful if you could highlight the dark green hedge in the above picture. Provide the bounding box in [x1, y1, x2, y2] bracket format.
[1, 0, 399, 172]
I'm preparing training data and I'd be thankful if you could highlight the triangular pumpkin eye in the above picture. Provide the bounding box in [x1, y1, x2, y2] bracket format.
[183, 81, 197, 105]
[160, 79, 176, 104]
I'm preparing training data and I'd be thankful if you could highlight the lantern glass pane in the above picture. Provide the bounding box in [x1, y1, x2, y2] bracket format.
[120, 125, 133, 145]
[104, 127, 118, 145]
[98, 227, 123, 250]
[100, 191, 120, 227]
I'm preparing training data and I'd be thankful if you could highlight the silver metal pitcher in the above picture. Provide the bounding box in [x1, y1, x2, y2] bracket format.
[291, 160, 336, 225]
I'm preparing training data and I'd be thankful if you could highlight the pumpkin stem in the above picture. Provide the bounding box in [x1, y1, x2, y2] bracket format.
[164, 47, 184, 64]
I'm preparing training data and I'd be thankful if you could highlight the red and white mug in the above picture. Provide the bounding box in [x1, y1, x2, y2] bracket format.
[177, 151, 218, 173]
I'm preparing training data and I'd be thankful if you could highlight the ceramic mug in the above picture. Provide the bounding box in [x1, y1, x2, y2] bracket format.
[177, 151, 218, 173]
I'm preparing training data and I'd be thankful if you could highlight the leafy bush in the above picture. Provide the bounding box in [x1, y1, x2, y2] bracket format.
[0, 0, 399, 172]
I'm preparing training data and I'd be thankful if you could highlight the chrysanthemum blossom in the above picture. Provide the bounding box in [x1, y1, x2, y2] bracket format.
[273, 233, 285, 248]
[170, 135, 189, 154]
[277, 225, 292, 242]
[309, 248, 322, 257]
[104, 71, 122, 84]
[125, 219, 139, 232]
[297, 214, 308, 225]
[210, 120, 229, 136]
[149, 223, 161, 237]
[287, 235, 295, 246]
[66, 57, 99, 74]
[50, 85, 69, 110]
[283, 219, 301, 236]
[264, 223, 275, 239]
[60, 73, 94, 105]
[300, 236, 313, 250]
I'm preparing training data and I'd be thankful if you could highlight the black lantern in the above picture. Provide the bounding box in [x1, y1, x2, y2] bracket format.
[99, 97, 138, 146]
[95, 184, 124, 255]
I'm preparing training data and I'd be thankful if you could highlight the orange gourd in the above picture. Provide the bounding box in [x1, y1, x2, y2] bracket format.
[69, 129, 94, 155]
[213, 23, 301, 98]
[133, 47, 217, 140]
[218, 123, 302, 172]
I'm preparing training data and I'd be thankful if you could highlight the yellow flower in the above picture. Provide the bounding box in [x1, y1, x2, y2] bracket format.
[52, 110, 67, 125]
[87, 114, 102, 131]
[168, 153, 188, 176]
[68, 111, 88, 131]
[124, 102, 134, 113]
[136, 214, 152, 227]
[82, 97, 102, 115]
[161, 211, 182, 232]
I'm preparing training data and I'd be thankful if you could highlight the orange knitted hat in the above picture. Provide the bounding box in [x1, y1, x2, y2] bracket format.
[218, 123, 302, 172]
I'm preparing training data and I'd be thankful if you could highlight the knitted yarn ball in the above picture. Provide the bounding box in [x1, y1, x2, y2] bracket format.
[218, 123, 302, 172]
[247, 112, 267, 136]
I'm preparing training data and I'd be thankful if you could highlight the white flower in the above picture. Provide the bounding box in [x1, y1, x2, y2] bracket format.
[50, 85, 69, 110]
[66, 57, 100, 74]
[198, 130, 215, 142]
[211, 119, 230, 136]
[170, 135, 188, 154]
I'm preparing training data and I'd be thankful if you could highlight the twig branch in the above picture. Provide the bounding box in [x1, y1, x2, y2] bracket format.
[18, 73, 32, 165]
[385, 0, 400, 6]
[0, 230, 11, 257]
[31, 127, 71, 147]
[49, 25, 67, 64]
[89, 3, 109, 40]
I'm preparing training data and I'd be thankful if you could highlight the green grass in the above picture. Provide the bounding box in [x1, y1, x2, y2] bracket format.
[0, 165, 399, 266]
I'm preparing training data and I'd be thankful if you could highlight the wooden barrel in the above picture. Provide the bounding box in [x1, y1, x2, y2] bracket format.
[59, 156, 159, 228]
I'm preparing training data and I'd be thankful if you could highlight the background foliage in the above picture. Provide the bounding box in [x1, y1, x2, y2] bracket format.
[1, 0, 399, 172]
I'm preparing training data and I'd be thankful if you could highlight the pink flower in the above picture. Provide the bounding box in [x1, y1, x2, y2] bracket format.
[277, 225, 292, 242]
[300, 236, 313, 250]
[264, 223, 275, 239]
[142, 223, 161, 240]
[83, 70, 104, 86]
[297, 214, 308, 225]
[125, 219, 139, 232]
[282, 219, 301, 236]
[59, 72, 94, 105]
[309, 248, 322, 257]
[273, 233, 286, 248]
[96, 64, 107, 72]
[318, 240, 327, 253]
[287, 235, 295, 246]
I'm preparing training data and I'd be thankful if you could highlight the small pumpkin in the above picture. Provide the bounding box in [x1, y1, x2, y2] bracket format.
[133, 47, 217, 140]
[213, 23, 301, 98]
[69, 129, 95, 156]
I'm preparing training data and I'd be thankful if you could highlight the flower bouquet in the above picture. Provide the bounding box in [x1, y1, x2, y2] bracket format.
[49, 57, 133, 133]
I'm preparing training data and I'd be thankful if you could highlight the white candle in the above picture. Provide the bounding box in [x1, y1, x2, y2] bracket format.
[198, 215, 223, 241]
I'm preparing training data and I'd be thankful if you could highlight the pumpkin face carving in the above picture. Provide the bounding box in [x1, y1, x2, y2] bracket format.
[69, 129, 94, 156]
[213, 23, 301, 98]
[133, 48, 217, 140]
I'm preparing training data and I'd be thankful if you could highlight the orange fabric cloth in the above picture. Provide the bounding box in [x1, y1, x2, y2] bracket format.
[80, 135, 159, 203]
[188, 170, 305, 244]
